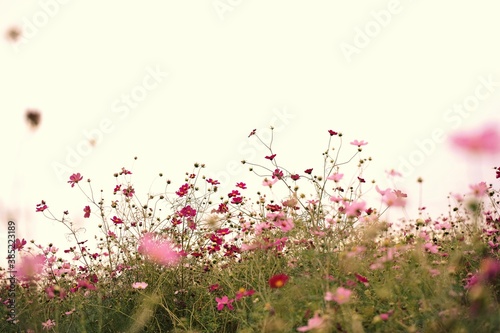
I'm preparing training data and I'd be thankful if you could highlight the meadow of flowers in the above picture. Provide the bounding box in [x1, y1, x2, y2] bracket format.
[1, 127, 499, 332]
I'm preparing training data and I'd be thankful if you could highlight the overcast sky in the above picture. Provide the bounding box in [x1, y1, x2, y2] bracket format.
[1, 1, 499, 267]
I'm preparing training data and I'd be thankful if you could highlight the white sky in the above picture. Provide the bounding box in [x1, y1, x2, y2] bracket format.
[1, 1, 500, 267]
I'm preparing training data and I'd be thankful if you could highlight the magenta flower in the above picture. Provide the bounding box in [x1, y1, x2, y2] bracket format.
[14, 238, 27, 251]
[36, 200, 48, 212]
[297, 312, 325, 332]
[235, 182, 247, 189]
[68, 173, 83, 187]
[122, 185, 135, 198]
[215, 296, 234, 311]
[265, 154, 277, 160]
[175, 183, 190, 197]
[450, 124, 500, 155]
[235, 288, 255, 300]
[324, 287, 352, 304]
[110, 216, 123, 225]
[138, 232, 180, 266]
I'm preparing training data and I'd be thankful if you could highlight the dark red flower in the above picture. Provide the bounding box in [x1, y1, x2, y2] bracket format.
[354, 273, 369, 285]
[269, 273, 289, 288]
[304, 168, 313, 174]
[328, 130, 338, 136]
[248, 129, 256, 137]
[120, 167, 132, 175]
[272, 169, 284, 180]
[83, 206, 91, 218]
[291, 174, 300, 181]
[122, 185, 135, 198]
[265, 154, 276, 160]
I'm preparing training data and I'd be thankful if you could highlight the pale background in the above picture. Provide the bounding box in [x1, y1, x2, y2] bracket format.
[1, 1, 499, 268]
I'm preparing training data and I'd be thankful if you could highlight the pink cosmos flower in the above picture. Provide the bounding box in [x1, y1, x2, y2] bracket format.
[327, 173, 344, 182]
[68, 173, 83, 187]
[215, 296, 234, 311]
[343, 200, 366, 218]
[275, 217, 294, 232]
[297, 312, 325, 332]
[379, 310, 394, 321]
[386, 169, 402, 177]
[450, 124, 500, 155]
[42, 319, 56, 330]
[325, 287, 352, 304]
[65, 308, 75, 315]
[350, 139, 368, 147]
[132, 282, 148, 289]
[262, 177, 278, 187]
[424, 243, 439, 254]
[138, 233, 180, 266]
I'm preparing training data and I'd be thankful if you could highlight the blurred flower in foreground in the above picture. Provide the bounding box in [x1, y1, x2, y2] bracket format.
[15, 254, 46, 281]
[25, 109, 41, 130]
[297, 312, 325, 332]
[6, 26, 21, 42]
[138, 233, 180, 266]
[450, 123, 500, 155]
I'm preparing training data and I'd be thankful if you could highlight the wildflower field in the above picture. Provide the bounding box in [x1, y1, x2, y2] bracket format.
[1, 127, 499, 333]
